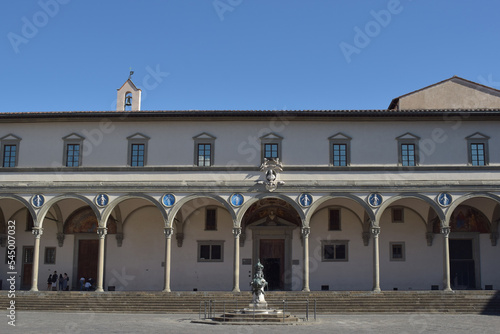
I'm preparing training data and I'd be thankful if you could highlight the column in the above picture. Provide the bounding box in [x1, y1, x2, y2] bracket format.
[163, 227, 173, 292]
[232, 227, 241, 292]
[441, 226, 452, 292]
[371, 226, 381, 292]
[95, 227, 107, 292]
[301, 227, 310, 292]
[30, 227, 43, 292]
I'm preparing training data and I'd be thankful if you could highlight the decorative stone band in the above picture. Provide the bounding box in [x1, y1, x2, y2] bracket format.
[370, 226, 380, 236]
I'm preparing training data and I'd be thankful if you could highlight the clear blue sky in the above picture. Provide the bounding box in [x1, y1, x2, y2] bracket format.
[2, 0, 500, 112]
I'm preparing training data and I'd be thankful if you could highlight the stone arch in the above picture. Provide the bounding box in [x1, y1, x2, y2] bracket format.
[101, 193, 167, 229]
[237, 193, 305, 226]
[444, 192, 500, 224]
[0, 195, 36, 225]
[306, 193, 373, 227]
[169, 193, 235, 228]
[64, 207, 117, 234]
[38, 194, 100, 228]
[375, 193, 444, 225]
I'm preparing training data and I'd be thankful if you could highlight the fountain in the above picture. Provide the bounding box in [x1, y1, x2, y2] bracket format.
[205, 260, 300, 323]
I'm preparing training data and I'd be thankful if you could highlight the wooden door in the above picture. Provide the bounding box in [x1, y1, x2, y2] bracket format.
[77, 240, 99, 284]
[450, 239, 476, 289]
[21, 247, 33, 290]
[259, 239, 285, 290]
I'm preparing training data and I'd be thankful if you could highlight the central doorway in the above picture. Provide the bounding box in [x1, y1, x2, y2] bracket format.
[450, 239, 476, 289]
[77, 240, 98, 287]
[259, 239, 285, 290]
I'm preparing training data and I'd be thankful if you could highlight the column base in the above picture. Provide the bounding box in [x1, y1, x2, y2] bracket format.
[443, 287, 453, 292]
[95, 287, 104, 292]
[372, 287, 381, 293]
[162, 288, 171, 293]
[29, 288, 39, 292]
[232, 288, 240, 293]
[302, 287, 310, 292]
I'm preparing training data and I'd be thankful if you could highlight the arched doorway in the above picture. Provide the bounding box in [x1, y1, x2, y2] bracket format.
[242, 198, 301, 291]
[64, 207, 116, 289]
[434, 204, 491, 289]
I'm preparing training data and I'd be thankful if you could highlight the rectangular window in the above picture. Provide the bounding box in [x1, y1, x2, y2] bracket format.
[390, 242, 405, 261]
[333, 144, 347, 166]
[470, 143, 485, 166]
[205, 208, 217, 231]
[322, 240, 348, 261]
[3, 144, 17, 167]
[264, 143, 279, 159]
[329, 209, 341, 230]
[44, 247, 56, 264]
[130, 143, 145, 167]
[66, 144, 80, 167]
[198, 241, 224, 262]
[401, 144, 415, 166]
[392, 208, 404, 223]
[197, 143, 212, 166]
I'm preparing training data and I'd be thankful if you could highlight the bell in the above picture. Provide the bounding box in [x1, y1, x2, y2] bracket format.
[125, 96, 132, 106]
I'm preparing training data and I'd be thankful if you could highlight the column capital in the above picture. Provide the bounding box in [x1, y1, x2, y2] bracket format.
[232, 227, 242, 238]
[164, 227, 174, 238]
[440, 226, 451, 237]
[32, 227, 43, 238]
[97, 227, 107, 239]
[301, 227, 310, 238]
[370, 226, 380, 236]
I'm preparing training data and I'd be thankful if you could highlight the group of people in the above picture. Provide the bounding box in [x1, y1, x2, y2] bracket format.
[79, 276, 95, 291]
[47, 271, 70, 291]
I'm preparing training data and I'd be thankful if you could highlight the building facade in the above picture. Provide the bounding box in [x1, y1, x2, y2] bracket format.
[1, 76, 499, 292]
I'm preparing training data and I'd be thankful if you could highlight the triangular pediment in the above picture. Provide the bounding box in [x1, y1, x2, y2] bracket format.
[62, 133, 85, 141]
[328, 132, 352, 141]
[193, 132, 216, 140]
[396, 132, 420, 140]
[126, 133, 150, 140]
[465, 132, 490, 140]
[117, 79, 141, 92]
[0, 134, 21, 141]
[260, 133, 283, 140]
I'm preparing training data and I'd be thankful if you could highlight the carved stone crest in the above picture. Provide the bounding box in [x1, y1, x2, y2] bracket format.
[258, 158, 285, 192]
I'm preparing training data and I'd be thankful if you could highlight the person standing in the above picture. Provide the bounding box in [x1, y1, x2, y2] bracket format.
[58, 274, 64, 291]
[51, 271, 58, 291]
[63, 273, 69, 291]
[80, 276, 85, 291]
[47, 274, 52, 290]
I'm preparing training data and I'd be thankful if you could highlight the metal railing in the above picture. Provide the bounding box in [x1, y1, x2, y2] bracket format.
[199, 299, 316, 322]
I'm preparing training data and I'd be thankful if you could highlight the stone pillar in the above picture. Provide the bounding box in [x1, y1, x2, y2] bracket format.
[95, 227, 107, 292]
[301, 227, 310, 292]
[163, 227, 173, 292]
[232, 227, 241, 292]
[441, 226, 452, 292]
[371, 226, 381, 292]
[30, 227, 43, 292]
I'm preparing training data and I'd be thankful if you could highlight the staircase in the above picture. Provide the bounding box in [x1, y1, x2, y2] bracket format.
[1, 290, 499, 314]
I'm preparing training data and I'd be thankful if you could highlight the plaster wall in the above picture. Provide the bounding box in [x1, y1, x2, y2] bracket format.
[308, 207, 372, 291]
[379, 208, 442, 290]
[399, 80, 500, 110]
[105, 206, 164, 291]
[480, 234, 500, 289]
